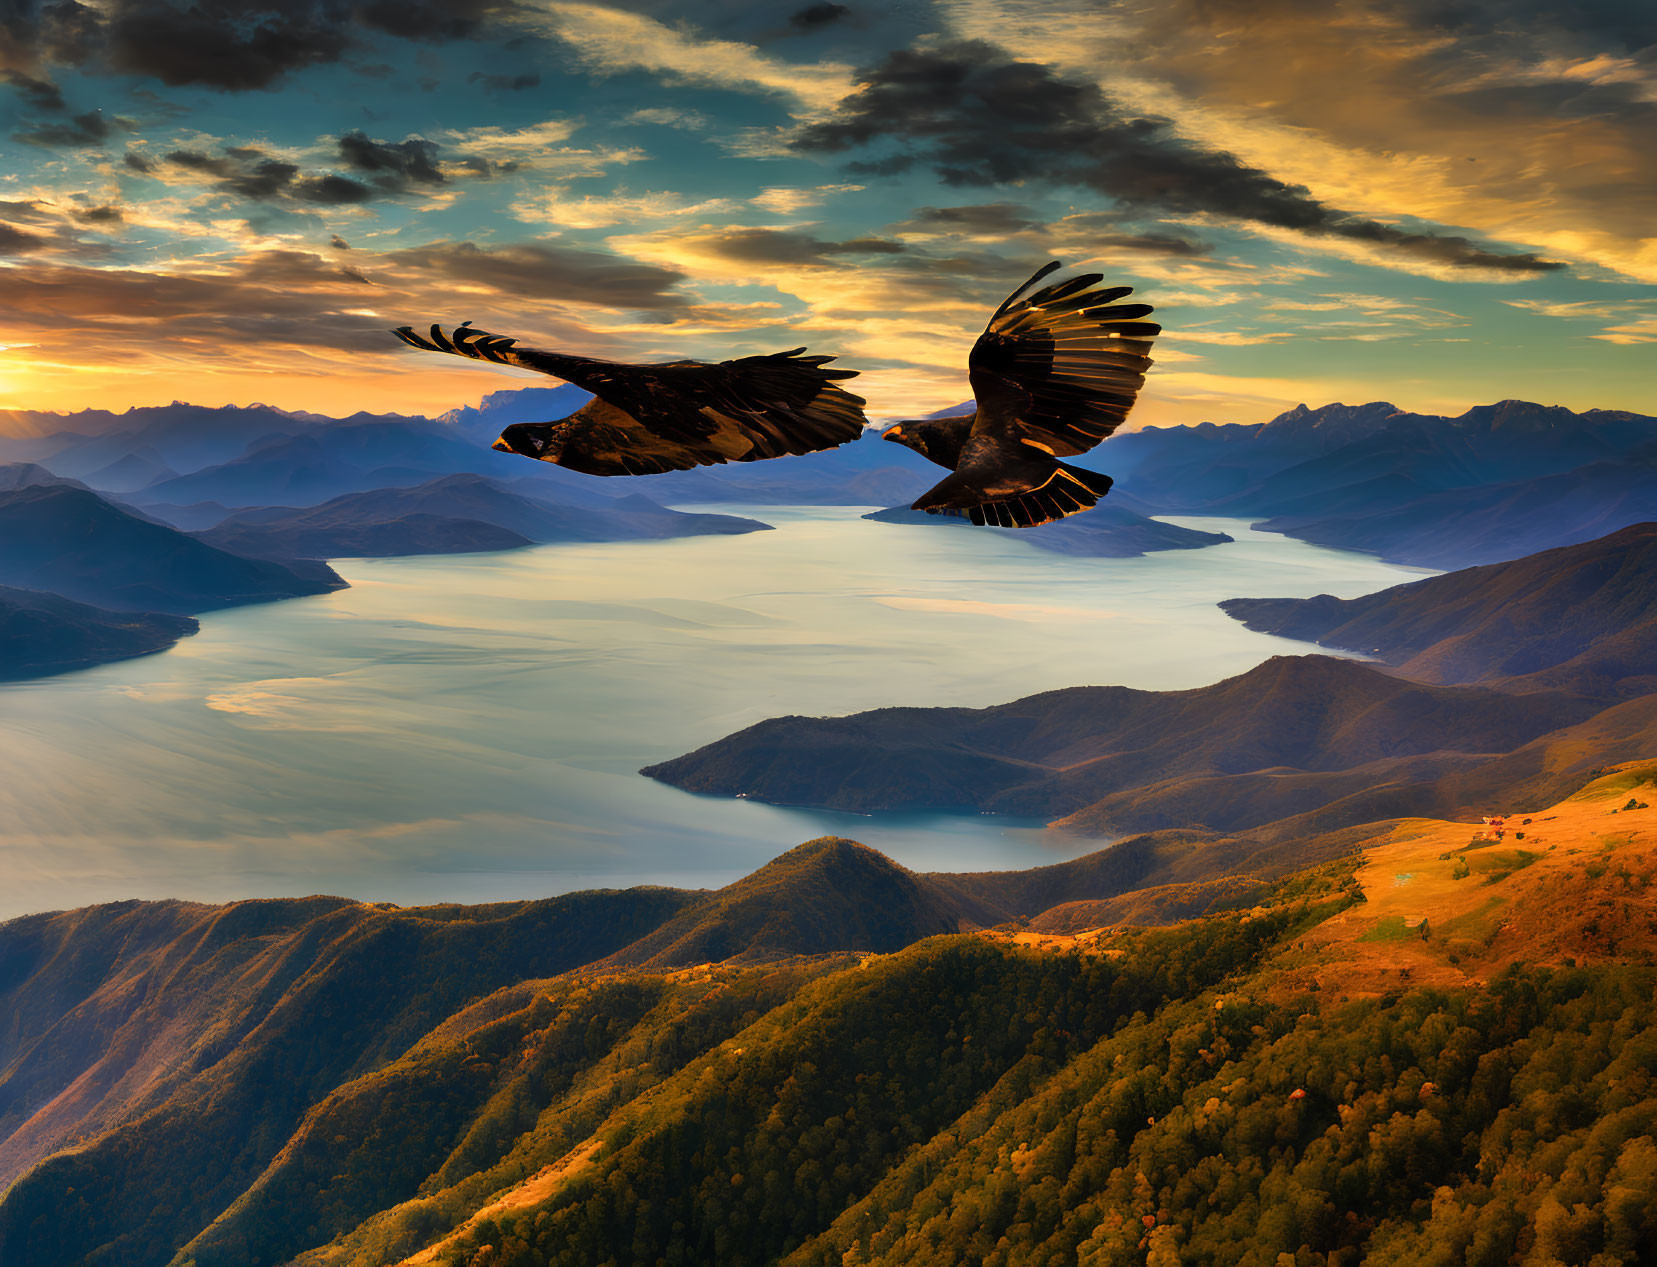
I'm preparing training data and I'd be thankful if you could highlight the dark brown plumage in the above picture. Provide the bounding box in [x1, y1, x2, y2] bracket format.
[392, 322, 868, 476]
[882, 261, 1159, 527]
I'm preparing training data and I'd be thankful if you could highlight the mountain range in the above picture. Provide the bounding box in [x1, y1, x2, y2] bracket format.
[0, 399, 778, 680]
[5, 392, 1657, 1264]
[643, 653, 1597, 826]
[195, 474, 768, 559]
[0, 483, 343, 616]
[15, 390, 1651, 578]
[0, 585, 197, 681]
[1106, 399, 1657, 567]
[646, 522, 1657, 837]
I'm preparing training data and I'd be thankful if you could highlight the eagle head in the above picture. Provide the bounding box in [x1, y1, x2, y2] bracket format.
[882, 422, 919, 451]
[882, 420, 950, 465]
[493, 422, 566, 463]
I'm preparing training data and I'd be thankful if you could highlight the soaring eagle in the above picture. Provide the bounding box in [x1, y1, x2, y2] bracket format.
[392, 323, 868, 475]
[882, 262, 1159, 527]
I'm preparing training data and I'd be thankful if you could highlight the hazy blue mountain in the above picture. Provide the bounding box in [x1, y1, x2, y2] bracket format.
[15, 403, 321, 478]
[81, 448, 178, 493]
[17, 394, 1651, 569]
[1102, 399, 1657, 566]
[126, 500, 241, 531]
[0, 462, 86, 492]
[0, 585, 198, 680]
[1256, 443, 1657, 568]
[138, 419, 504, 507]
[1221, 521, 1657, 700]
[862, 500, 1232, 556]
[1107, 399, 1657, 514]
[0, 484, 343, 614]
[196, 474, 769, 559]
[1100, 404, 1399, 509]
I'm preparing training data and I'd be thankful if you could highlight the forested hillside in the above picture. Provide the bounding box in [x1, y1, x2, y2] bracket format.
[2, 769, 1654, 1266]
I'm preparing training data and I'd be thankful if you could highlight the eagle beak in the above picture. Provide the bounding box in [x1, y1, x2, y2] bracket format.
[492, 436, 512, 453]
[882, 426, 904, 443]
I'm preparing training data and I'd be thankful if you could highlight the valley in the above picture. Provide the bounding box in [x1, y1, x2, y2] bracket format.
[4, 767, 1655, 1266]
[4, 390, 1656, 1266]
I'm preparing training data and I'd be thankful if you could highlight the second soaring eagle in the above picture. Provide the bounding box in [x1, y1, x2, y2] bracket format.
[883, 262, 1160, 528]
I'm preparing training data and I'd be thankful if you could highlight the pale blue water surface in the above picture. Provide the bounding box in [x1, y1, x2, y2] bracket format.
[0, 509, 1430, 918]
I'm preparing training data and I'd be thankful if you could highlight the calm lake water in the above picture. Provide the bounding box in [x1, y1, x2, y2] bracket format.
[0, 509, 1430, 919]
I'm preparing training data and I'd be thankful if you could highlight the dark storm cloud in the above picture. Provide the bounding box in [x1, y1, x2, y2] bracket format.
[338, 130, 445, 185]
[0, 222, 46, 254]
[73, 204, 124, 223]
[0, 207, 116, 260]
[166, 147, 297, 198]
[1051, 213, 1216, 256]
[1097, 233, 1212, 256]
[235, 249, 375, 286]
[0, 0, 516, 91]
[301, 173, 375, 204]
[1, 0, 100, 72]
[0, 255, 402, 356]
[122, 149, 154, 172]
[337, 130, 517, 188]
[903, 203, 1040, 235]
[450, 156, 519, 178]
[796, 42, 1565, 273]
[3, 69, 65, 109]
[790, 3, 850, 31]
[14, 107, 128, 147]
[159, 131, 512, 206]
[1373, 0, 1654, 52]
[164, 146, 374, 204]
[383, 241, 691, 309]
[1440, 77, 1657, 124]
[691, 227, 907, 266]
[0, 199, 50, 221]
[102, 3, 352, 90]
[0, 239, 697, 377]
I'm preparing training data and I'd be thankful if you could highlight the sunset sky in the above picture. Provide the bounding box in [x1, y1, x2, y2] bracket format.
[1, 0, 1652, 430]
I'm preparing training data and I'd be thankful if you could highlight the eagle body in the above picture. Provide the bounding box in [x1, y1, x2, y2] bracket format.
[394, 323, 868, 475]
[883, 262, 1157, 528]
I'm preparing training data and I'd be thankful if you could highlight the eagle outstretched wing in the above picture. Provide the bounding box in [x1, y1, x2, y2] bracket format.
[393, 323, 867, 463]
[967, 262, 1160, 458]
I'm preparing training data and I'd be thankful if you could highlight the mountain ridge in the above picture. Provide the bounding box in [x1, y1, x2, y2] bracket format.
[642, 653, 1598, 822]
[1220, 521, 1657, 700]
[195, 474, 770, 559]
[0, 483, 343, 615]
[0, 586, 198, 680]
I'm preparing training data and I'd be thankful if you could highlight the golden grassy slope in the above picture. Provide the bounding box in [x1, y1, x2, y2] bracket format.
[983, 762, 1657, 1004]
[1290, 761, 1657, 996]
